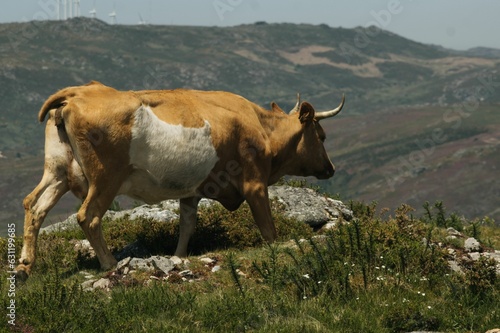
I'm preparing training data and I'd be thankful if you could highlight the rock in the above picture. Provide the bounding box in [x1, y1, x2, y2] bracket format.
[200, 257, 215, 264]
[72, 239, 96, 259]
[468, 251, 500, 275]
[236, 269, 247, 278]
[448, 260, 463, 274]
[41, 185, 353, 236]
[93, 278, 111, 291]
[117, 257, 132, 271]
[469, 252, 481, 261]
[116, 256, 176, 275]
[81, 279, 97, 291]
[464, 237, 481, 252]
[179, 270, 194, 278]
[268, 186, 353, 228]
[151, 256, 175, 274]
[170, 256, 183, 266]
[211, 265, 221, 273]
[41, 213, 79, 234]
[446, 227, 462, 237]
[79, 270, 95, 280]
[129, 257, 155, 272]
[486, 329, 500, 333]
[128, 206, 178, 222]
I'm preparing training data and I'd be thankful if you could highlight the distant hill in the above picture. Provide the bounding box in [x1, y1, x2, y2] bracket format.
[1, 18, 499, 234]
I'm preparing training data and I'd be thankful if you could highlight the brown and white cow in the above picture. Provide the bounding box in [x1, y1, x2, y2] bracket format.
[16, 81, 344, 279]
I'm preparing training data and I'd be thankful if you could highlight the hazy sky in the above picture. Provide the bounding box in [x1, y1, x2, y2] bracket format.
[0, 0, 498, 51]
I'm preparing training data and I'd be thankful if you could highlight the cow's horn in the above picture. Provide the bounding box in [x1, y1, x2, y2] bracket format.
[314, 94, 345, 120]
[289, 93, 301, 115]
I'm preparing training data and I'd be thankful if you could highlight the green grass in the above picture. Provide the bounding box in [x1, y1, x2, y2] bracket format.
[1, 200, 499, 333]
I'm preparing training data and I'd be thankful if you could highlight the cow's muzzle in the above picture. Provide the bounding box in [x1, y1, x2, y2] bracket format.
[316, 163, 335, 179]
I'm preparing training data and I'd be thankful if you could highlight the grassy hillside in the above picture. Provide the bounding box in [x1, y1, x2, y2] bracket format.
[1, 18, 499, 234]
[1, 199, 499, 332]
[321, 103, 500, 220]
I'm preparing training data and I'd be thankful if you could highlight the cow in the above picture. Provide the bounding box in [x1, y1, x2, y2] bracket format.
[16, 81, 345, 279]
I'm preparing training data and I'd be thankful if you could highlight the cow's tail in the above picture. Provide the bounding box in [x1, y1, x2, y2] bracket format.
[38, 81, 105, 122]
[38, 89, 73, 123]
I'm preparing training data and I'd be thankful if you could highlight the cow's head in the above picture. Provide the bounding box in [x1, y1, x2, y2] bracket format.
[287, 94, 345, 179]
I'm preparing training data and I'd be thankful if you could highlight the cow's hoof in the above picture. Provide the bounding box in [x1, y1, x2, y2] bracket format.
[15, 269, 29, 282]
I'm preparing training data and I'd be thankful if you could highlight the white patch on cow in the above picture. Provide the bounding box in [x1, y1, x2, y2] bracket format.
[124, 105, 219, 201]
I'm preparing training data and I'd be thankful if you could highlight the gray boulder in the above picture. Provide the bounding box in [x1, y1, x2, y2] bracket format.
[268, 185, 353, 227]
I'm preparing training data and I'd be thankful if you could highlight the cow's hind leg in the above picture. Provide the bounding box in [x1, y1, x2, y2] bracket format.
[76, 184, 121, 270]
[16, 169, 69, 280]
[16, 115, 71, 280]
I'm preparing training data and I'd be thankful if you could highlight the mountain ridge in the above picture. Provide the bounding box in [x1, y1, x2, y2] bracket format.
[0, 18, 499, 235]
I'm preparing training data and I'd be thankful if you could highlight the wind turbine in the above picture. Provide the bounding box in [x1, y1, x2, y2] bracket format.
[89, 0, 97, 18]
[63, 0, 67, 19]
[138, 13, 147, 25]
[109, 7, 117, 25]
[74, 0, 80, 17]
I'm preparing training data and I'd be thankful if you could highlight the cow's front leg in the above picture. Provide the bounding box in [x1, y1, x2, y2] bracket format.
[174, 196, 201, 257]
[244, 183, 277, 243]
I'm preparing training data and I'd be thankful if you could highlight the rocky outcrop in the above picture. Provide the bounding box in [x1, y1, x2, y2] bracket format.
[81, 255, 212, 292]
[268, 186, 353, 228]
[41, 185, 353, 234]
[445, 228, 500, 276]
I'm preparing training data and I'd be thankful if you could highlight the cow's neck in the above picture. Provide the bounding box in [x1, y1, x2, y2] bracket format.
[257, 110, 302, 184]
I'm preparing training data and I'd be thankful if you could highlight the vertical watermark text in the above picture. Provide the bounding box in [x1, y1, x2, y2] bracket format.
[6, 223, 17, 326]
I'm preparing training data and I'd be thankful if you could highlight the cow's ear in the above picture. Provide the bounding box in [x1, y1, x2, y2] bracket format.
[271, 102, 285, 114]
[298, 102, 315, 124]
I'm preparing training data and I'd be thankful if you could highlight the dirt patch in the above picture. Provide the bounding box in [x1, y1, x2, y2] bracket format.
[278, 45, 384, 78]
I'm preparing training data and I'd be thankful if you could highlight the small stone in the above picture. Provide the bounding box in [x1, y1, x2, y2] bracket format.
[79, 270, 95, 280]
[448, 260, 463, 274]
[129, 258, 154, 272]
[486, 329, 500, 333]
[170, 256, 183, 266]
[151, 256, 175, 274]
[179, 270, 193, 277]
[447, 227, 462, 237]
[464, 237, 481, 252]
[469, 252, 481, 261]
[117, 257, 132, 271]
[73, 239, 96, 257]
[200, 257, 215, 264]
[93, 278, 111, 291]
[211, 265, 221, 273]
[321, 222, 337, 230]
[81, 279, 97, 290]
